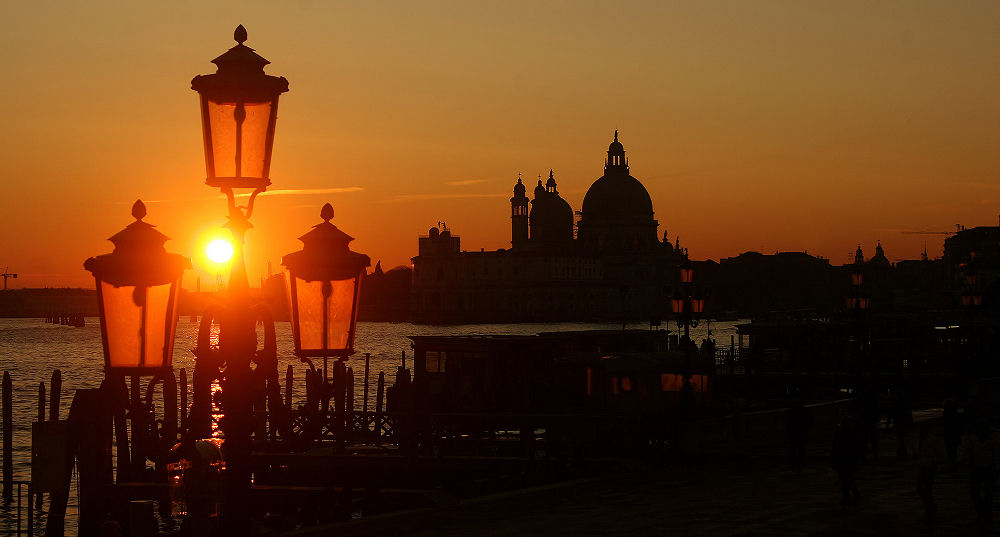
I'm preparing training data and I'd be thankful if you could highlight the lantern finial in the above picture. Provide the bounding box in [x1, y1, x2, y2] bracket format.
[234, 24, 248, 45]
[132, 200, 147, 221]
[320, 203, 334, 222]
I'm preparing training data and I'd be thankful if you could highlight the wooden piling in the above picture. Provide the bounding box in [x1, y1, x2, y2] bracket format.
[363, 353, 370, 414]
[374, 372, 385, 440]
[111, 376, 131, 483]
[179, 368, 188, 433]
[49, 369, 61, 421]
[305, 369, 316, 410]
[401, 350, 406, 370]
[163, 371, 178, 443]
[37, 382, 46, 423]
[346, 367, 354, 437]
[334, 362, 345, 453]
[285, 365, 293, 409]
[35, 382, 44, 514]
[2, 371, 12, 504]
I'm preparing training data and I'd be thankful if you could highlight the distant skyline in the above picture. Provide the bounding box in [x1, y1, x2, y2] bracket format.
[1, 2, 998, 288]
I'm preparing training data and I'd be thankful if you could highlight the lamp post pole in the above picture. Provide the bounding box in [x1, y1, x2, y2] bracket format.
[672, 260, 703, 417]
[190, 25, 288, 536]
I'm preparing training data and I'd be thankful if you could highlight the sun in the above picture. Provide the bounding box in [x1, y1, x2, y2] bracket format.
[206, 239, 234, 264]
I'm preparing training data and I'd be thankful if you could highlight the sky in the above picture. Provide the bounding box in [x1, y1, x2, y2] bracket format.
[1, 1, 998, 289]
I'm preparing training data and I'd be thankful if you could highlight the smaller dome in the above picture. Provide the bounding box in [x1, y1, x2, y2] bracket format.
[608, 129, 624, 153]
[513, 177, 525, 196]
[534, 179, 545, 198]
[545, 170, 557, 191]
[429, 227, 439, 238]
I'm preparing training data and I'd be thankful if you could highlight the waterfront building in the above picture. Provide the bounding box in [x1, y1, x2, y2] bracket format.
[410, 133, 687, 323]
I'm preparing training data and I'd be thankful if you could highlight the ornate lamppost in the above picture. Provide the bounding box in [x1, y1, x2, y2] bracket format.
[670, 260, 705, 416]
[187, 26, 371, 534]
[283, 203, 370, 452]
[84, 200, 190, 479]
[190, 25, 289, 535]
[846, 247, 870, 375]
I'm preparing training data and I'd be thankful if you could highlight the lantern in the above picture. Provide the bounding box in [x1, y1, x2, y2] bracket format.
[670, 295, 685, 315]
[191, 25, 289, 190]
[282, 203, 371, 358]
[851, 272, 863, 286]
[680, 261, 693, 285]
[84, 201, 190, 374]
[691, 296, 706, 315]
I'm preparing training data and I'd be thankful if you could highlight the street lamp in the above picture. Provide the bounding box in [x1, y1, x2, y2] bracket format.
[283, 202, 371, 362]
[85, 200, 190, 374]
[671, 260, 705, 416]
[191, 24, 288, 192]
[190, 25, 288, 535]
[84, 199, 190, 480]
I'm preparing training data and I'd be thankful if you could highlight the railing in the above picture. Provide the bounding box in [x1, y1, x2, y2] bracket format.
[0, 480, 37, 536]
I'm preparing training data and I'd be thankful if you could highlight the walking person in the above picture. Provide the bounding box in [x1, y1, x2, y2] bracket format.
[968, 418, 999, 527]
[915, 421, 944, 519]
[942, 398, 962, 465]
[831, 415, 860, 506]
[889, 388, 913, 457]
[786, 399, 812, 471]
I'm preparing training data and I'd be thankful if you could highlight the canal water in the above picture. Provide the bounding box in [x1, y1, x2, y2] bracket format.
[0, 317, 741, 533]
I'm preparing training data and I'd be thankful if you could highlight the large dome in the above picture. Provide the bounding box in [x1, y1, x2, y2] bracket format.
[581, 172, 653, 220]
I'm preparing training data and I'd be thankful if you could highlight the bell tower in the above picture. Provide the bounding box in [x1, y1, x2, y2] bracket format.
[511, 175, 528, 249]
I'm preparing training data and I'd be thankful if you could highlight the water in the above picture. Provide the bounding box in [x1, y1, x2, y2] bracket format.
[0, 317, 741, 533]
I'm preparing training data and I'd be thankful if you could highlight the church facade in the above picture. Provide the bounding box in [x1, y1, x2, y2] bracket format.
[411, 133, 687, 323]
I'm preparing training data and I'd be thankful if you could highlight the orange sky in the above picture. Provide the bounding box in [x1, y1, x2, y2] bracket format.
[1, 2, 999, 289]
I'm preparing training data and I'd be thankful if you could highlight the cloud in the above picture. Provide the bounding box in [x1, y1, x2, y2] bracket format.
[379, 192, 506, 203]
[236, 187, 364, 198]
[133, 187, 363, 204]
[446, 179, 489, 186]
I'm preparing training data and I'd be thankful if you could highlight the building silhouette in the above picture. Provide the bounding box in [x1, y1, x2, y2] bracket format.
[411, 133, 687, 323]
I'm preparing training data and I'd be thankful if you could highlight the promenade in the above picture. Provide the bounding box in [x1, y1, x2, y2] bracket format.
[295, 410, 998, 536]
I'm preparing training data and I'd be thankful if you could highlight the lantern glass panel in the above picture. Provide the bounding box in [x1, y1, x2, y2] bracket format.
[100, 280, 178, 370]
[291, 274, 361, 354]
[692, 299, 705, 314]
[204, 97, 274, 180]
[670, 297, 685, 314]
[680, 267, 693, 284]
[851, 273, 863, 286]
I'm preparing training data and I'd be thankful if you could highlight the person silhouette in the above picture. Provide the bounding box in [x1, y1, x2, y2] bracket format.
[786, 399, 812, 470]
[831, 415, 860, 505]
[942, 398, 962, 464]
[968, 418, 999, 527]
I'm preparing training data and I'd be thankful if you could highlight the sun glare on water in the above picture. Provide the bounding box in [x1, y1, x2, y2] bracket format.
[206, 239, 234, 264]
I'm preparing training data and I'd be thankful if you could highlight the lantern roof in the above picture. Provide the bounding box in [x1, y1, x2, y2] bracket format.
[84, 200, 190, 287]
[282, 203, 371, 281]
[191, 25, 289, 102]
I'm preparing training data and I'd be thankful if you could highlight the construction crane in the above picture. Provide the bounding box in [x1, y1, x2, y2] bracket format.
[1, 267, 17, 290]
[901, 224, 965, 236]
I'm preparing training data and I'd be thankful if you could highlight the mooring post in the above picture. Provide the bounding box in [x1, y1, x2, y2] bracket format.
[163, 371, 178, 444]
[285, 365, 293, 409]
[2, 371, 12, 505]
[37, 382, 45, 423]
[35, 382, 44, 511]
[49, 370, 61, 421]
[363, 353, 370, 415]
[374, 372, 385, 440]
[401, 350, 406, 370]
[334, 361, 346, 453]
[346, 366, 355, 437]
[179, 368, 188, 434]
